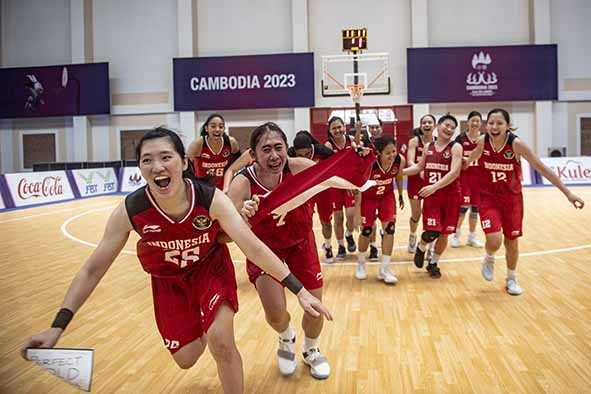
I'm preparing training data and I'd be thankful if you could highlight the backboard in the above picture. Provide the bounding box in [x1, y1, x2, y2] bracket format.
[321, 52, 391, 97]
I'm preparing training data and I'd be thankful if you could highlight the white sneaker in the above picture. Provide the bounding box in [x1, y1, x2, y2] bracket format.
[377, 266, 398, 284]
[481, 257, 494, 281]
[506, 278, 523, 296]
[303, 348, 330, 379]
[408, 234, 417, 253]
[277, 336, 297, 376]
[450, 235, 461, 248]
[467, 235, 483, 248]
[355, 262, 367, 280]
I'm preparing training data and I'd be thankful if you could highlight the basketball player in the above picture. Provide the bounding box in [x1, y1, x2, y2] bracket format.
[187, 113, 241, 189]
[406, 115, 436, 254]
[288, 131, 335, 261]
[222, 149, 253, 192]
[450, 111, 484, 248]
[403, 115, 463, 278]
[325, 116, 357, 259]
[465, 109, 585, 295]
[227, 123, 332, 379]
[21, 127, 331, 394]
[356, 135, 405, 283]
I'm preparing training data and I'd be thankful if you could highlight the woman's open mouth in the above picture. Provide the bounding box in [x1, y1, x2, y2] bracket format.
[154, 176, 171, 189]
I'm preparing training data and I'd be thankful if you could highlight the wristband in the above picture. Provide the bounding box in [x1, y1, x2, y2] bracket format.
[51, 308, 74, 330]
[281, 273, 304, 295]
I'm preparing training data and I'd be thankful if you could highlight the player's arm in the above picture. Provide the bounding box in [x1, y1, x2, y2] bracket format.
[229, 136, 241, 154]
[288, 156, 316, 175]
[406, 136, 418, 165]
[419, 143, 463, 198]
[403, 141, 426, 176]
[186, 137, 204, 160]
[464, 136, 485, 167]
[222, 150, 252, 193]
[514, 139, 585, 209]
[210, 190, 333, 320]
[396, 155, 406, 209]
[20, 203, 132, 358]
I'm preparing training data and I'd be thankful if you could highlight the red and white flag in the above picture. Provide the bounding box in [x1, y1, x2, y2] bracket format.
[250, 149, 376, 226]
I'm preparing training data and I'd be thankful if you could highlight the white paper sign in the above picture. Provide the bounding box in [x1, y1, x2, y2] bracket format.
[4, 171, 75, 207]
[72, 168, 118, 197]
[539, 156, 591, 185]
[120, 167, 146, 192]
[26, 348, 94, 392]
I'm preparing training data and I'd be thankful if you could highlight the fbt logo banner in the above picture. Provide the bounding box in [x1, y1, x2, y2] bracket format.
[72, 168, 118, 197]
[5, 171, 75, 207]
[120, 167, 146, 192]
[540, 157, 591, 185]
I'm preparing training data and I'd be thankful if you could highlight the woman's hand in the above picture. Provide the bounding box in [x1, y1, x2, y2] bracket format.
[240, 194, 260, 220]
[20, 328, 63, 360]
[296, 289, 333, 321]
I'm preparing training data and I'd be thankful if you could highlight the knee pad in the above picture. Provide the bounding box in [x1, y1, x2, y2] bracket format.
[421, 230, 440, 243]
[361, 226, 373, 237]
[384, 221, 396, 235]
[459, 206, 469, 214]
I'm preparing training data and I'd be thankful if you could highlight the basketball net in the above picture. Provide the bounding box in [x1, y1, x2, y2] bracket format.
[346, 84, 365, 105]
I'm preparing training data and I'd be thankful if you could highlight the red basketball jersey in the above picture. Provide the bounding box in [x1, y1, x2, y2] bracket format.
[480, 133, 522, 195]
[327, 135, 353, 152]
[194, 135, 234, 189]
[455, 132, 481, 175]
[364, 155, 402, 200]
[423, 141, 461, 197]
[242, 164, 314, 249]
[126, 178, 227, 278]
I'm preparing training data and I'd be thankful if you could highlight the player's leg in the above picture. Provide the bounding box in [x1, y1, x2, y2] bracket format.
[368, 223, 379, 261]
[316, 191, 335, 263]
[356, 198, 376, 280]
[466, 206, 483, 247]
[254, 273, 296, 375]
[502, 193, 524, 295]
[415, 196, 441, 269]
[301, 287, 330, 379]
[207, 303, 244, 394]
[172, 336, 207, 369]
[344, 192, 358, 253]
[376, 193, 398, 284]
[479, 196, 503, 281]
[450, 205, 469, 247]
[408, 198, 422, 253]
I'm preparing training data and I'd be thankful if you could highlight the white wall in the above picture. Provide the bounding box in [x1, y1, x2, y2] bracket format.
[1, 0, 71, 67]
[428, 0, 530, 46]
[93, 0, 177, 96]
[197, 0, 292, 56]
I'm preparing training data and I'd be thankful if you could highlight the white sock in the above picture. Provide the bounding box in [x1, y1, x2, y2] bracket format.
[468, 232, 476, 239]
[381, 255, 391, 268]
[337, 239, 344, 246]
[345, 230, 352, 237]
[430, 253, 440, 265]
[357, 253, 366, 264]
[485, 252, 495, 262]
[324, 239, 331, 248]
[507, 269, 516, 280]
[304, 336, 319, 352]
[455, 229, 461, 238]
[370, 241, 377, 248]
[279, 324, 295, 341]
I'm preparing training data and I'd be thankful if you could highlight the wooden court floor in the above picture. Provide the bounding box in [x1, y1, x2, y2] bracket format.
[0, 187, 590, 393]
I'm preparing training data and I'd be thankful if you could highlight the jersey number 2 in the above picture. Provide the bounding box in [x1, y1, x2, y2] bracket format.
[491, 171, 508, 183]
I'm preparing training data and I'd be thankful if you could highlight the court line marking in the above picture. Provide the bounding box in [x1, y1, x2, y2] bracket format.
[0, 202, 117, 224]
[61, 206, 591, 264]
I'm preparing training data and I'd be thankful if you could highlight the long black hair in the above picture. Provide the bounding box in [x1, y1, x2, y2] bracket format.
[136, 126, 195, 179]
[200, 113, 225, 137]
[293, 130, 320, 150]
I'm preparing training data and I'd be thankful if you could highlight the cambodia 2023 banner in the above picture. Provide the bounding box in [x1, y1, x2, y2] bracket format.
[173, 53, 315, 111]
[0, 62, 110, 119]
[407, 44, 558, 103]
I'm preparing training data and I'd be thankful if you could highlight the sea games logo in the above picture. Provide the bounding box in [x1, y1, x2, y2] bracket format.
[466, 51, 499, 98]
[17, 176, 64, 199]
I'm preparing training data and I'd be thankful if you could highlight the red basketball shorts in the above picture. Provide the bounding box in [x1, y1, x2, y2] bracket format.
[422, 191, 461, 234]
[479, 192, 523, 239]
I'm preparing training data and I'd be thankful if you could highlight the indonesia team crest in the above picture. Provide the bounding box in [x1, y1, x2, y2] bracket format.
[443, 150, 451, 159]
[504, 150, 515, 160]
[193, 215, 212, 230]
[223, 150, 230, 157]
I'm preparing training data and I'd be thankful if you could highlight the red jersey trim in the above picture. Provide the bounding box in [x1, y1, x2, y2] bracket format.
[145, 178, 196, 224]
[204, 136, 224, 156]
[246, 165, 283, 196]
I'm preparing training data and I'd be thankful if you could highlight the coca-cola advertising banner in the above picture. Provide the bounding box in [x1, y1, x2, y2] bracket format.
[407, 45, 558, 103]
[539, 157, 591, 185]
[72, 168, 118, 197]
[0, 62, 110, 119]
[4, 171, 75, 207]
[173, 53, 315, 111]
[120, 167, 146, 193]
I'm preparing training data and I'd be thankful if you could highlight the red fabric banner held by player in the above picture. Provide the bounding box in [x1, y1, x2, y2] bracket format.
[250, 149, 376, 227]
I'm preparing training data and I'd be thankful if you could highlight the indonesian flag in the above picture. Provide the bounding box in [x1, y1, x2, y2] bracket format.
[250, 149, 376, 227]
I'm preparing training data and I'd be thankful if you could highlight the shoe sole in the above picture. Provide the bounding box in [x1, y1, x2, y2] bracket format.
[355, 275, 367, 280]
[303, 360, 330, 380]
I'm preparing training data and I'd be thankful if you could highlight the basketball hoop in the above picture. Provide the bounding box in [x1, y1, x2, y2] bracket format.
[346, 83, 365, 104]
